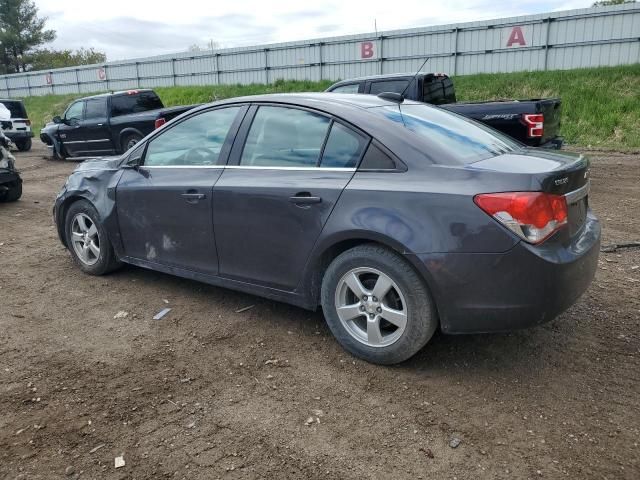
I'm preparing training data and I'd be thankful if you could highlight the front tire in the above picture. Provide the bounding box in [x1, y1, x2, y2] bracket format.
[0, 181, 22, 202]
[64, 200, 121, 275]
[321, 244, 437, 365]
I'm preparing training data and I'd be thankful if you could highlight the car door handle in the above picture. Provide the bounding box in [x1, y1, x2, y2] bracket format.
[181, 192, 206, 203]
[289, 193, 322, 205]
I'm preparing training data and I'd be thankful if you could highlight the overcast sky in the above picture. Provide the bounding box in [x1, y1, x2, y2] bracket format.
[37, 0, 592, 61]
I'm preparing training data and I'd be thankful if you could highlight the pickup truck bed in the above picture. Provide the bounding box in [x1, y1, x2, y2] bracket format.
[326, 73, 563, 148]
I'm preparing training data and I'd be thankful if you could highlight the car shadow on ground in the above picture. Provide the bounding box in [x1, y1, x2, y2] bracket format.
[105, 263, 577, 381]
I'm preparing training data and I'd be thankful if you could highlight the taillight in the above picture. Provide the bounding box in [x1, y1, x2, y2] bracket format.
[523, 113, 544, 138]
[154, 117, 166, 129]
[474, 192, 568, 244]
[25, 119, 31, 126]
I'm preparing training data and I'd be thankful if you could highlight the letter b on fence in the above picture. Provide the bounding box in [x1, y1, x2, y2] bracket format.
[360, 41, 376, 59]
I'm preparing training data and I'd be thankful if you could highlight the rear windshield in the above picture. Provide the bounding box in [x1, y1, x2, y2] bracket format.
[374, 104, 521, 163]
[0, 100, 27, 119]
[110, 92, 163, 117]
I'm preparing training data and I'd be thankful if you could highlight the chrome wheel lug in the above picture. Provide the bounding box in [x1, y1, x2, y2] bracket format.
[360, 305, 365, 312]
[368, 313, 375, 319]
[362, 295, 368, 301]
[372, 296, 378, 302]
[376, 307, 382, 313]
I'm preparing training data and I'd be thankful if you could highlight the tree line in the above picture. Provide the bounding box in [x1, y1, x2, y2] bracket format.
[0, 0, 106, 75]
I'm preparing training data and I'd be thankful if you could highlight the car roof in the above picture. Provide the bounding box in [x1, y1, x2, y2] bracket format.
[210, 92, 423, 110]
[79, 89, 156, 100]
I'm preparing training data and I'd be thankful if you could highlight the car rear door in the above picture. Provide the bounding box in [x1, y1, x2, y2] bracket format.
[115, 105, 246, 275]
[57, 100, 86, 155]
[213, 104, 369, 291]
[82, 97, 114, 155]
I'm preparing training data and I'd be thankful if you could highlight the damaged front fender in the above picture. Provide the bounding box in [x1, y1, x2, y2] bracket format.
[54, 157, 125, 254]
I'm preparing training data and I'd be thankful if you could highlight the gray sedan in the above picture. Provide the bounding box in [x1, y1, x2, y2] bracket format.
[53, 93, 600, 364]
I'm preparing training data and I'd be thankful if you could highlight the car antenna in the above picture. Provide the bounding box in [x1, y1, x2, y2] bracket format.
[377, 56, 430, 104]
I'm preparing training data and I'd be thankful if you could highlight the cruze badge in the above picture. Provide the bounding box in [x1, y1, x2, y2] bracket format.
[554, 177, 569, 186]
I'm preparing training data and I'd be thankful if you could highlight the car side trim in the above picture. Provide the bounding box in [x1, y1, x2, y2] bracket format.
[142, 165, 224, 169]
[224, 166, 357, 172]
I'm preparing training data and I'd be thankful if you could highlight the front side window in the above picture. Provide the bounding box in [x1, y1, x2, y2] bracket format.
[240, 107, 330, 167]
[330, 83, 360, 94]
[65, 101, 84, 121]
[85, 98, 108, 119]
[144, 107, 241, 167]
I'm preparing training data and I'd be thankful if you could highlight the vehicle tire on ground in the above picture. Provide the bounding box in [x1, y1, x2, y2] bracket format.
[121, 133, 142, 153]
[0, 181, 22, 202]
[64, 200, 122, 275]
[321, 244, 437, 365]
[52, 143, 67, 161]
[15, 138, 32, 152]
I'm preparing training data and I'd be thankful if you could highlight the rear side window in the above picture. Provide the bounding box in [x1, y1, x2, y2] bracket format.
[423, 77, 456, 105]
[240, 106, 330, 167]
[320, 122, 368, 168]
[111, 92, 163, 117]
[330, 83, 360, 94]
[369, 80, 409, 95]
[85, 98, 108, 119]
[359, 142, 399, 170]
[0, 100, 27, 118]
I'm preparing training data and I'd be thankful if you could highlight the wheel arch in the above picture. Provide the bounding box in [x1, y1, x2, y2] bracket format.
[117, 128, 145, 152]
[303, 231, 441, 317]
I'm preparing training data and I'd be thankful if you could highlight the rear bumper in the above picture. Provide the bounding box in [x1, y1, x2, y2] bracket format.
[413, 211, 600, 334]
[5, 131, 34, 140]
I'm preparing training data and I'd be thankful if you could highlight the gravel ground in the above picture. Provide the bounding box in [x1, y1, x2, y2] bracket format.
[1, 143, 638, 479]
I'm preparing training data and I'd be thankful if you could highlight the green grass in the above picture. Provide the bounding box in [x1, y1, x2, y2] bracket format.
[20, 65, 640, 149]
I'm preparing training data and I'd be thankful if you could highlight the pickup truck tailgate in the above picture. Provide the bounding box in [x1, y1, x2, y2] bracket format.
[538, 98, 562, 145]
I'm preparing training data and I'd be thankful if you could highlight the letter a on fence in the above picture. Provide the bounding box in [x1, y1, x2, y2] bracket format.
[506, 26, 527, 47]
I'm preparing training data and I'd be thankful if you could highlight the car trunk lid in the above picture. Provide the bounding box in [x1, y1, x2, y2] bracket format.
[471, 149, 590, 238]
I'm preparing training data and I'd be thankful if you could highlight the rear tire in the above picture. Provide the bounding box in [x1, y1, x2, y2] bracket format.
[16, 138, 32, 152]
[64, 200, 122, 275]
[321, 244, 437, 365]
[121, 133, 142, 153]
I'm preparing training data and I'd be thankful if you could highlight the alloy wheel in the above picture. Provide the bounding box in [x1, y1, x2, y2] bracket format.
[334, 267, 408, 347]
[70, 213, 100, 266]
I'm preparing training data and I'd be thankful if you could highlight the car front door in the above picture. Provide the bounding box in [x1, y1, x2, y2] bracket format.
[81, 97, 113, 155]
[213, 105, 369, 290]
[57, 100, 86, 155]
[115, 105, 246, 275]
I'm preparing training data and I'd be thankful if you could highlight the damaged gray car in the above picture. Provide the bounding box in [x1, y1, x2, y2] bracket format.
[53, 94, 599, 364]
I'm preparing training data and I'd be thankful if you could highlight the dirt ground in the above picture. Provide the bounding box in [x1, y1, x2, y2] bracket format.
[1, 143, 638, 480]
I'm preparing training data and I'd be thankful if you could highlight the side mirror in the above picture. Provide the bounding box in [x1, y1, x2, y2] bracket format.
[53, 115, 62, 124]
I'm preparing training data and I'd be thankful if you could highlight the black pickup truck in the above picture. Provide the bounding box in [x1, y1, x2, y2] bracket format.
[40, 89, 199, 159]
[327, 73, 563, 148]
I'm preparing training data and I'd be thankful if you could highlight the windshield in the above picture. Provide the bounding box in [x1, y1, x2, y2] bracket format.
[374, 104, 522, 163]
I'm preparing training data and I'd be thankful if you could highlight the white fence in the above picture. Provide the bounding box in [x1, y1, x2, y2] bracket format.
[1, 3, 639, 98]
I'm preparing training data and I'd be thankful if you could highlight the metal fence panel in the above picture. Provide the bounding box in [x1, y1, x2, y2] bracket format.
[0, 4, 638, 98]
